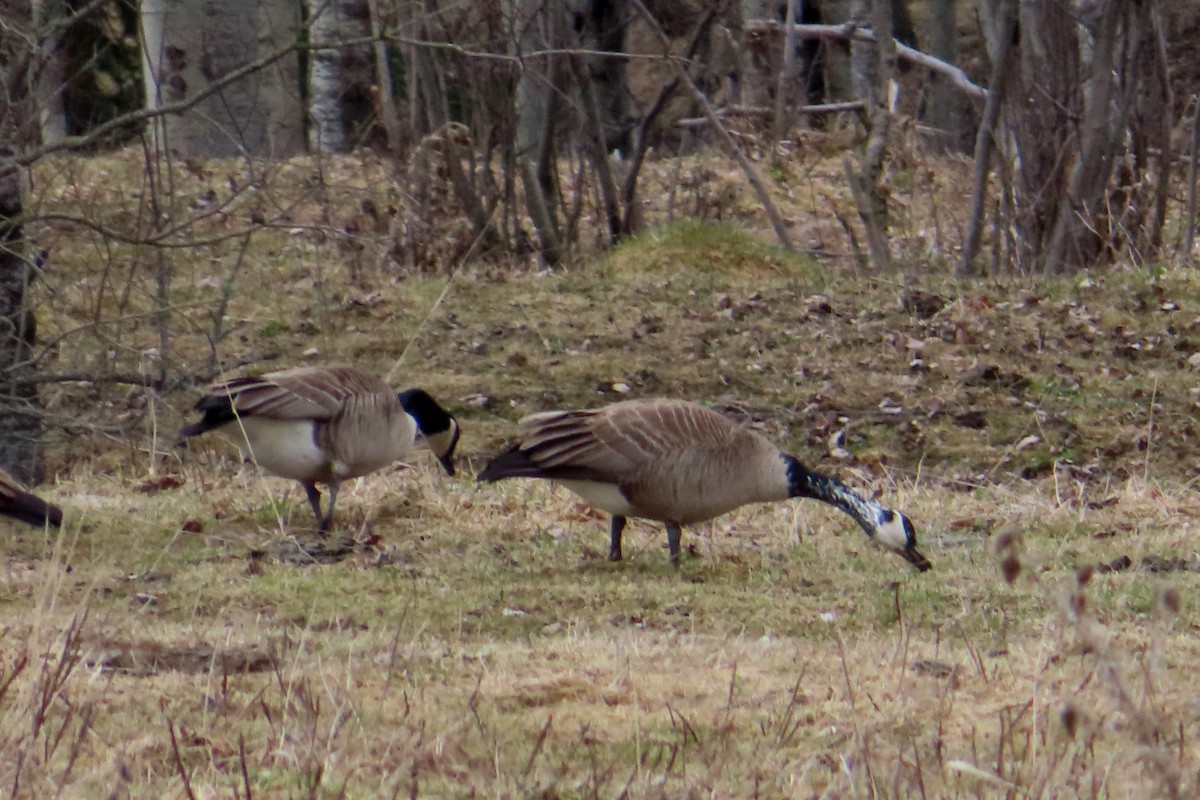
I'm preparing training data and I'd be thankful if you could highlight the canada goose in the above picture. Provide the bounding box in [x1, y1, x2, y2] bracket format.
[477, 398, 930, 571]
[179, 365, 460, 532]
[0, 469, 63, 528]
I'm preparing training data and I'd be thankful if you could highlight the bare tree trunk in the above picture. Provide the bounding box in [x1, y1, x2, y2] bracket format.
[0, 3, 43, 481]
[140, 0, 305, 158]
[0, 156, 43, 484]
[514, 0, 567, 264]
[770, 0, 798, 146]
[31, 0, 68, 143]
[518, 157, 562, 264]
[1185, 94, 1199, 261]
[308, 0, 375, 153]
[410, 5, 452, 136]
[956, 0, 1015, 278]
[401, 2, 423, 137]
[578, 0, 632, 153]
[572, 56, 623, 244]
[1, 0, 41, 149]
[570, 0, 633, 243]
[367, 0, 404, 154]
[1135, 6, 1172, 259]
[818, 0, 856, 102]
[634, 0, 793, 250]
[620, 7, 722, 236]
[990, 0, 1171, 275]
[845, 0, 895, 270]
[923, 0, 965, 151]
[1040, 2, 1124, 274]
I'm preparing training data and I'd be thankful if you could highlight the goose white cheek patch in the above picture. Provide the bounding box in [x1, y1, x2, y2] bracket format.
[875, 512, 912, 552]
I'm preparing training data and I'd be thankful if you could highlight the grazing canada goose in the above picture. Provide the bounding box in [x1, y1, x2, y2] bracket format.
[0, 468, 63, 528]
[477, 398, 930, 571]
[179, 365, 460, 532]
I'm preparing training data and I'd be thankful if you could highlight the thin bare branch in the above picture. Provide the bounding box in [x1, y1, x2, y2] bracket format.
[843, 0, 897, 272]
[571, 55, 623, 244]
[622, 8, 721, 235]
[747, 19, 987, 100]
[678, 101, 864, 127]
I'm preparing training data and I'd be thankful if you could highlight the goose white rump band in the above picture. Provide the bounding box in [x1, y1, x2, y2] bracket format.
[558, 480, 638, 518]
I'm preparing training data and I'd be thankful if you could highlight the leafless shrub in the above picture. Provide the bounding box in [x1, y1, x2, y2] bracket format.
[966, 0, 1177, 275]
[0, 611, 94, 797]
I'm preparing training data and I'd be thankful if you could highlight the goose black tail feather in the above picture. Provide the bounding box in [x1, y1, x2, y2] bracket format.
[178, 397, 240, 440]
[5, 495, 63, 528]
[477, 447, 609, 483]
[477, 448, 543, 482]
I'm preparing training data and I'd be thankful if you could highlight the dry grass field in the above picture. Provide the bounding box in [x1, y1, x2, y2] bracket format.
[3, 145, 1200, 797]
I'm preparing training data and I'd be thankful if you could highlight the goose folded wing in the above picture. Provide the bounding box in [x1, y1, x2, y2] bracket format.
[198, 377, 336, 420]
[207, 366, 389, 421]
[516, 409, 644, 482]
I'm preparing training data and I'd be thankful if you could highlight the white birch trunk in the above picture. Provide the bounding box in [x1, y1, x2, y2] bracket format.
[31, 0, 68, 143]
[140, 0, 305, 158]
[307, 0, 373, 153]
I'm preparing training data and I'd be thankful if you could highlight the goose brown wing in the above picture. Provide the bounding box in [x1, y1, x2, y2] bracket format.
[209, 366, 387, 421]
[499, 410, 628, 482]
[181, 365, 393, 439]
[514, 399, 740, 481]
[601, 399, 742, 452]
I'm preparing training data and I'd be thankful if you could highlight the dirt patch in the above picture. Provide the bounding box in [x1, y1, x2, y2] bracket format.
[249, 531, 391, 567]
[1097, 554, 1200, 575]
[88, 640, 277, 676]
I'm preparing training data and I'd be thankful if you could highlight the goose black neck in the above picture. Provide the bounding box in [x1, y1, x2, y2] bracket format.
[783, 455, 880, 536]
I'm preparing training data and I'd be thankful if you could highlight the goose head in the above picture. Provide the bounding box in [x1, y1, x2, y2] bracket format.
[399, 388, 460, 476]
[871, 508, 931, 572]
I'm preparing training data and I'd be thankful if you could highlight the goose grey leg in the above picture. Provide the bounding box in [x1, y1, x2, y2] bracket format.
[320, 483, 340, 533]
[666, 524, 682, 565]
[608, 516, 627, 561]
[302, 482, 324, 529]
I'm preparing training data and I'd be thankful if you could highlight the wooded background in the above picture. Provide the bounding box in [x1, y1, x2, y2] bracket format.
[1, 0, 1198, 480]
